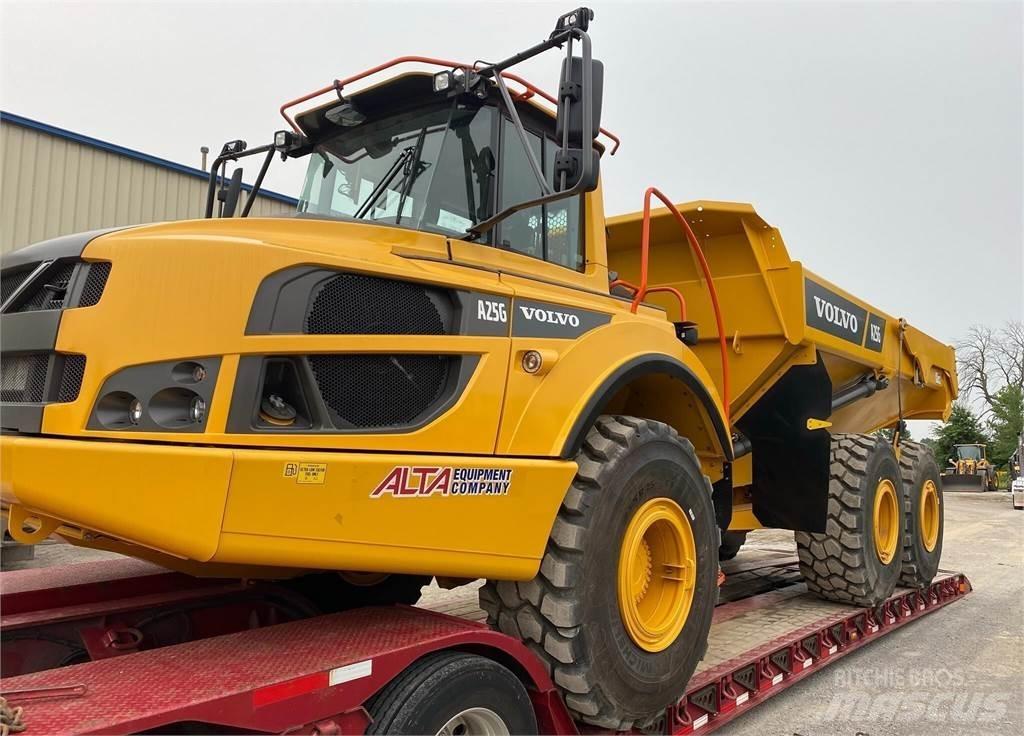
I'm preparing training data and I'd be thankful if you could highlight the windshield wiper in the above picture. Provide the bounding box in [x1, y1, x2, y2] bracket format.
[396, 126, 428, 225]
[353, 146, 414, 219]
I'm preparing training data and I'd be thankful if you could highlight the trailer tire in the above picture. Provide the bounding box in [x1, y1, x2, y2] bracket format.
[366, 651, 537, 735]
[898, 441, 944, 588]
[796, 434, 903, 607]
[480, 416, 718, 730]
[719, 531, 748, 561]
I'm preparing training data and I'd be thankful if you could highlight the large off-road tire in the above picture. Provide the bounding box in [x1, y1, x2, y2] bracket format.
[719, 531, 748, 561]
[898, 441, 944, 588]
[480, 416, 718, 730]
[367, 651, 537, 735]
[796, 434, 903, 607]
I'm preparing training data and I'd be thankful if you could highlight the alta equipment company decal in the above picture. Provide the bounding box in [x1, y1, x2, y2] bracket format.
[371, 466, 513, 498]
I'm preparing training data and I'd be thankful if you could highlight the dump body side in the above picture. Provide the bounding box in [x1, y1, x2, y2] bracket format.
[605, 200, 957, 434]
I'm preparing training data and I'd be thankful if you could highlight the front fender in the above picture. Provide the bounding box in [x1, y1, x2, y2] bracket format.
[497, 319, 731, 459]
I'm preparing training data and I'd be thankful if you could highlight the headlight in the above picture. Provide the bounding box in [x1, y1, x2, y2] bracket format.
[88, 358, 220, 433]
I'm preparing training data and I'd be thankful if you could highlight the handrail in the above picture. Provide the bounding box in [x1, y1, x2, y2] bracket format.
[610, 279, 688, 321]
[625, 187, 731, 423]
[278, 55, 621, 154]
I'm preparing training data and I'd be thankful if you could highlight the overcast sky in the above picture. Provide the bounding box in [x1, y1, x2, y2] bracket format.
[2, 0, 1021, 353]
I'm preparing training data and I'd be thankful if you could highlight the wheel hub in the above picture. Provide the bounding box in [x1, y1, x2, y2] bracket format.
[920, 479, 940, 552]
[617, 497, 697, 652]
[873, 478, 899, 564]
[436, 707, 510, 736]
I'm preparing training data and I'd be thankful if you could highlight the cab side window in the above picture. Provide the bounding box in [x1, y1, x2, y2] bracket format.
[497, 119, 583, 270]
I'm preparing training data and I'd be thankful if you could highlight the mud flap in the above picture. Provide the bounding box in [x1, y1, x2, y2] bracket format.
[734, 358, 832, 533]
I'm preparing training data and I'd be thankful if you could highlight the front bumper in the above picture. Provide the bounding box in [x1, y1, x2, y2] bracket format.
[0, 435, 576, 579]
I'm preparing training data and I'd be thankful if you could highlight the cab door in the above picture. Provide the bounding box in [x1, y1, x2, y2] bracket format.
[449, 116, 622, 457]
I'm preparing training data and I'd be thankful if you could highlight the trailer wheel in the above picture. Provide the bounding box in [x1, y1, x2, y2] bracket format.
[719, 531, 748, 561]
[366, 651, 537, 735]
[796, 433, 903, 607]
[480, 416, 717, 730]
[898, 441, 944, 587]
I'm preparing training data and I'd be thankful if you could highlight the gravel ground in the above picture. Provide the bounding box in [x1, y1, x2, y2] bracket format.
[3, 492, 1021, 735]
[726, 491, 1024, 736]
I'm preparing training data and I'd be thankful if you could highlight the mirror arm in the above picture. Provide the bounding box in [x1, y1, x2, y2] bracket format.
[240, 147, 277, 218]
[465, 184, 582, 240]
[465, 27, 596, 240]
[204, 142, 277, 218]
[493, 72, 552, 197]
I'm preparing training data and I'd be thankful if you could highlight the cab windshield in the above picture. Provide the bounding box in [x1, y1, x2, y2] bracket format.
[298, 99, 494, 237]
[956, 445, 983, 460]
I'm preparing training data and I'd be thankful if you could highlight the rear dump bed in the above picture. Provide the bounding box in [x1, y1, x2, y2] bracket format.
[0, 549, 971, 735]
[605, 201, 957, 432]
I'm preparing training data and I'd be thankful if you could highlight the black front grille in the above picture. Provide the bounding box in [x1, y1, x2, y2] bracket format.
[17, 263, 77, 312]
[1, 267, 33, 305]
[78, 262, 112, 307]
[57, 354, 87, 402]
[1, 354, 49, 403]
[308, 354, 455, 428]
[0, 353, 86, 405]
[305, 273, 448, 336]
[1, 260, 112, 313]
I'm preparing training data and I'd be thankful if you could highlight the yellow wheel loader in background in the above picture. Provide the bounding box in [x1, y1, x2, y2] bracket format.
[942, 443, 997, 492]
[0, 8, 957, 730]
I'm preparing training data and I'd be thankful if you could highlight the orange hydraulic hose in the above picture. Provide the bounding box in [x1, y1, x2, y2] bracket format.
[629, 188, 730, 424]
[279, 56, 621, 154]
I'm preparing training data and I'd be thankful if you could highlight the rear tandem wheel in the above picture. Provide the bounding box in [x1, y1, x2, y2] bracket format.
[796, 433, 903, 607]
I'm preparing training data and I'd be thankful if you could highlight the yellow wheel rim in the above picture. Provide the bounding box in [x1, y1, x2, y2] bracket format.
[617, 498, 696, 652]
[920, 480, 940, 552]
[873, 479, 899, 565]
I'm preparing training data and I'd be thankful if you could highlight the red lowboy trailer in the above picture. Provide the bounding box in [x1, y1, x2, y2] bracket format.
[0, 553, 970, 735]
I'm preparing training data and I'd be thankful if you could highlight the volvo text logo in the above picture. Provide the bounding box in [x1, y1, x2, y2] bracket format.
[813, 295, 859, 335]
[519, 305, 581, 327]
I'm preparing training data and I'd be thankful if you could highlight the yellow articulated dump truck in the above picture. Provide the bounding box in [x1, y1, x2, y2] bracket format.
[0, 8, 956, 729]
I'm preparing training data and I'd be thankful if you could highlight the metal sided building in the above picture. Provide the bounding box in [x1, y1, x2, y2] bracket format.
[0, 112, 298, 255]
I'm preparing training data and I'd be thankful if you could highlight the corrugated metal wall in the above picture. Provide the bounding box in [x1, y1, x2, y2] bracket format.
[1, 121, 296, 255]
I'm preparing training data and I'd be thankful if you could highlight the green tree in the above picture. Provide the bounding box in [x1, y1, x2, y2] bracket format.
[930, 402, 988, 468]
[987, 384, 1023, 467]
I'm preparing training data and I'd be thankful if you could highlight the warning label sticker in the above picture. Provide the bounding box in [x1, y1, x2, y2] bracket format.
[283, 462, 327, 485]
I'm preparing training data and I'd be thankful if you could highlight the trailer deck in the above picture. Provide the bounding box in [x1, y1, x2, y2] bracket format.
[0, 550, 971, 735]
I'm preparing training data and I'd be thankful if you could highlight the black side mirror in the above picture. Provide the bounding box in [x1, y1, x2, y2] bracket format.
[553, 55, 603, 192]
[218, 168, 244, 217]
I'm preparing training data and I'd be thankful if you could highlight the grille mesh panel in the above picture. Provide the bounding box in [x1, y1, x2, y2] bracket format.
[1, 354, 49, 403]
[57, 355, 87, 403]
[305, 274, 447, 336]
[78, 263, 111, 307]
[18, 263, 77, 312]
[1, 268, 32, 305]
[309, 355, 455, 428]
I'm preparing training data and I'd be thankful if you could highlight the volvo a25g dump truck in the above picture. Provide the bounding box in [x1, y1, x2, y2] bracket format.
[0, 8, 957, 730]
